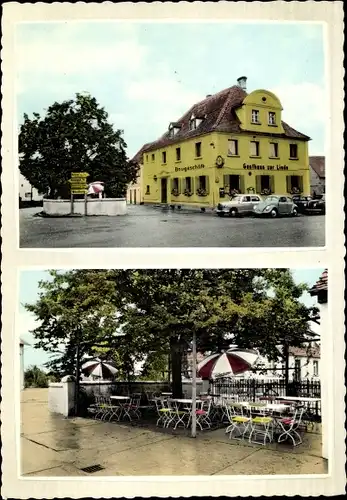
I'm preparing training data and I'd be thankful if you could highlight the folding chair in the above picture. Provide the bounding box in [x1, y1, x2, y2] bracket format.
[169, 400, 189, 430]
[225, 403, 251, 440]
[122, 396, 141, 421]
[277, 406, 305, 446]
[195, 399, 213, 430]
[154, 398, 171, 427]
[248, 403, 274, 445]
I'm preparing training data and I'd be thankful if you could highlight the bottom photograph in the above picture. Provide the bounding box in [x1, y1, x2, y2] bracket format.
[19, 267, 327, 477]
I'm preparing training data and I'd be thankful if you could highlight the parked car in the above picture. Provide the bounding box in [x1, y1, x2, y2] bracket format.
[253, 195, 298, 218]
[291, 195, 313, 214]
[306, 194, 326, 215]
[216, 194, 262, 217]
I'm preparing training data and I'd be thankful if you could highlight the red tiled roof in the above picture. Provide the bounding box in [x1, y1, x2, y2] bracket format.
[289, 345, 320, 358]
[309, 156, 325, 179]
[139, 85, 310, 154]
[309, 269, 328, 296]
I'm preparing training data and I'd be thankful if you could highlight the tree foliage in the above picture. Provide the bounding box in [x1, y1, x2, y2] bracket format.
[24, 365, 52, 388]
[25, 269, 319, 397]
[19, 93, 139, 198]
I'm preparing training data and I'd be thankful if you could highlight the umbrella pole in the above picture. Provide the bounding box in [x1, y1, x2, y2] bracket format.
[191, 331, 197, 438]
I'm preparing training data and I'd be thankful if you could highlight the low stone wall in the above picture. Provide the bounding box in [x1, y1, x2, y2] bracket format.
[43, 198, 127, 216]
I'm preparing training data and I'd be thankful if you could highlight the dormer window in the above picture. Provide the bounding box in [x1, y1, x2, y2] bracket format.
[189, 114, 203, 131]
[169, 122, 181, 138]
[251, 110, 260, 124]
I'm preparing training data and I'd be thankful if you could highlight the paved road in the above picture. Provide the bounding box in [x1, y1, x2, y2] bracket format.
[20, 205, 325, 248]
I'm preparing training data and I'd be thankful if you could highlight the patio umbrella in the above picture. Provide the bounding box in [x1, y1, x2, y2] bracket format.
[81, 358, 118, 379]
[197, 348, 259, 379]
[87, 182, 104, 196]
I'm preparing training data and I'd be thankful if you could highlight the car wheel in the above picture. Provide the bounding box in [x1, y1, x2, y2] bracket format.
[229, 208, 238, 217]
[270, 208, 278, 218]
[292, 207, 298, 217]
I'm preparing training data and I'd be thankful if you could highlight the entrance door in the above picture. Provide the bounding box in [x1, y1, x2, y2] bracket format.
[161, 178, 168, 203]
[134, 189, 137, 205]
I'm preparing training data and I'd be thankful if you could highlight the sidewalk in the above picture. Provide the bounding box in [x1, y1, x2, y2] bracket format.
[21, 389, 327, 477]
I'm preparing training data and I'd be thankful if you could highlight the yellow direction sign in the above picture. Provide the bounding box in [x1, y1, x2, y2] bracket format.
[71, 172, 89, 178]
[71, 188, 87, 194]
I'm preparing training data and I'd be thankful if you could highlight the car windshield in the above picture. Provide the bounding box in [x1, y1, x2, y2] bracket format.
[264, 196, 279, 202]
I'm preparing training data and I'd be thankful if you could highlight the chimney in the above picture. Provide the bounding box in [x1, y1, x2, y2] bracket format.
[237, 76, 247, 91]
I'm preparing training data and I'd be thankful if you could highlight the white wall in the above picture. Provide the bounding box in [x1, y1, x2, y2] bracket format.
[19, 173, 43, 201]
[43, 198, 127, 216]
[48, 380, 75, 416]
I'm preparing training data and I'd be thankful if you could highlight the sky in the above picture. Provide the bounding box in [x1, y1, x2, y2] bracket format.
[15, 21, 326, 159]
[18, 268, 324, 370]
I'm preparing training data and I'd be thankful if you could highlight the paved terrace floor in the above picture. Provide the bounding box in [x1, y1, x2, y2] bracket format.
[21, 389, 327, 477]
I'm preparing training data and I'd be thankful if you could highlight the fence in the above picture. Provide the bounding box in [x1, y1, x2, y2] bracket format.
[209, 378, 321, 400]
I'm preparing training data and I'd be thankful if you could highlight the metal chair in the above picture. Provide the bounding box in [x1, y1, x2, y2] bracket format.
[225, 403, 251, 440]
[277, 406, 305, 446]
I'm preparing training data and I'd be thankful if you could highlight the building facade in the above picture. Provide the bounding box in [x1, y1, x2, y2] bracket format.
[137, 77, 311, 209]
[19, 173, 44, 202]
[126, 164, 144, 205]
[309, 156, 325, 196]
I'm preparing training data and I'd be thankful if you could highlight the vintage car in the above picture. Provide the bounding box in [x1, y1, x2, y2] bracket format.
[253, 195, 298, 218]
[306, 195, 326, 215]
[216, 194, 262, 217]
[291, 195, 313, 214]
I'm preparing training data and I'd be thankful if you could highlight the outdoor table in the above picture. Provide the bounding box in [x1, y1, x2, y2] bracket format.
[276, 396, 321, 425]
[110, 396, 131, 420]
[171, 399, 204, 428]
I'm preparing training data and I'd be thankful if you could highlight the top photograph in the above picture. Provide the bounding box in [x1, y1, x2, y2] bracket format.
[17, 21, 326, 248]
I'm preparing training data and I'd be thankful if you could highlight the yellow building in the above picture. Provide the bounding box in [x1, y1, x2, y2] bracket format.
[126, 147, 145, 205]
[136, 77, 311, 209]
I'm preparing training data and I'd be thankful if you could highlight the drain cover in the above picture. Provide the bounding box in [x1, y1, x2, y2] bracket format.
[80, 464, 105, 474]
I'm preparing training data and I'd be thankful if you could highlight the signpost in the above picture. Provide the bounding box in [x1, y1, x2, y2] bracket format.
[69, 172, 89, 215]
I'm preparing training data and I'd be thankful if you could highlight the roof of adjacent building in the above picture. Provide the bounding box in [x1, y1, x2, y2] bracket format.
[288, 344, 320, 359]
[309, 269, 328, 296]
[134, 84, 310, 158]
[20, 338, 30, 346]
[309, 156, 325, 179]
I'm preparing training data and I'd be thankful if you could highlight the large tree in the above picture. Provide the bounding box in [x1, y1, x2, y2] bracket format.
[19, 93, 139, 198]
[25, 269, 319, 399]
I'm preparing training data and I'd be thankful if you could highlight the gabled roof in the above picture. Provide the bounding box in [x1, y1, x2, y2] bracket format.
[138, 84, 310, 155]
[309, 269, 328, 296]
[288, 344, 320, 359]
[309, 156, 325, 179]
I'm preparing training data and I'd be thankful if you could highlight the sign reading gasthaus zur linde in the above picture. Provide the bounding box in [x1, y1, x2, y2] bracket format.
[243, 163, 289, 171]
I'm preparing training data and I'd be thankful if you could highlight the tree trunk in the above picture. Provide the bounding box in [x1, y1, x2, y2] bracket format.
[170, 338, 183, 398]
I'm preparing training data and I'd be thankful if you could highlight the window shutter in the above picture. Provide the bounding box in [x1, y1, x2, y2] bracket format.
[206, 175, 210, 194]
[269, 175, 275, 193]
[239, 175, 245, 193]
[286, 176, 291, 193]
[255, 175, 262, 193]
[190, 177, 194, 193]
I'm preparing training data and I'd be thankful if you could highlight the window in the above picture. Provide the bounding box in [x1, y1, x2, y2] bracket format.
[25, 192, 31, 198]
[251, 109, 260, 123]
[313, 360, 319, 377]
[250, 141, 260, 156]
[162, 151, 167, 163]
[286, 175, 303, 194]
[151, 153, 155, 161]
[268, 112, 276, 125]
[185, 177, 192, 192]
[269, 142, 278, 158]
[189, 119, 196, 131]
[198, 176, 207, 190]
[228, 139, 238, 156]
[294, 359, 301, 381]
[172, 178, 179, 190]
[256, 175, 274, 194]
[145, 185, 150, 194]
[251, 196, 260, 202]
[289, 144, 298, 158]
[176, 147, 181, 161]
[195, 142, 202, 158]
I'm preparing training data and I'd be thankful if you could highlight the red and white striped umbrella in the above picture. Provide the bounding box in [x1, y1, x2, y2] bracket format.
[197, 348, 259, 379]
[87, 182, 104, 195]
[81, 358, 118, 379]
